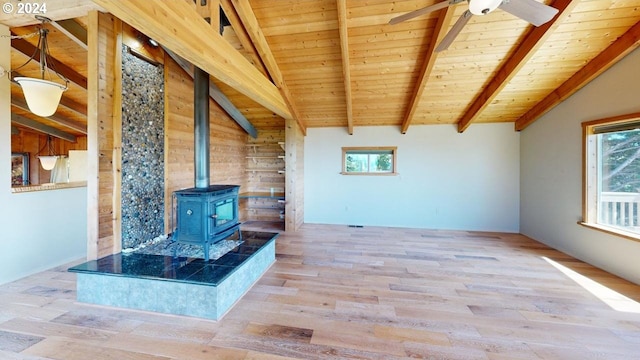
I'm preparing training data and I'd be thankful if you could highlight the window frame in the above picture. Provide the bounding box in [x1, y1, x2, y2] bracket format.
[581, 112, 640, 242]
[341, 146, 398, 176]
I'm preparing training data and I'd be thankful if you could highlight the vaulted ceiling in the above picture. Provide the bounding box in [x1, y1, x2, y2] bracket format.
[3, 0, 640, 141]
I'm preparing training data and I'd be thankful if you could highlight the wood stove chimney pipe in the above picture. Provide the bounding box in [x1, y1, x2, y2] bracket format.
[194, 65, 210, 189]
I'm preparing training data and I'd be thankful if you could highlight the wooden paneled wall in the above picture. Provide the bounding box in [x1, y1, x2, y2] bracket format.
[11, 129, 87, 185]
[246, 129, 285, 193]
[87, 11, 121, 260]
[285, 118, 304, 231]
[245, 130, 286, 223]
[85, 12, 306, 257]
[164, 53, 248, 233]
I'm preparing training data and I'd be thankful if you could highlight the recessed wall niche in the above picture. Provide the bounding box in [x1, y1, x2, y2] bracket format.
[121, 45, 165, 249]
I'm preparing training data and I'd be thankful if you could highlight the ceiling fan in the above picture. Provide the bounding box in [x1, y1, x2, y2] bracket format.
[389, 0, 559, 52]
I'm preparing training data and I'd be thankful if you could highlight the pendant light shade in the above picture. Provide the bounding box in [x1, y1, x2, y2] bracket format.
[9, 16, 68, 117]
[36, 135, 59, 170]
[38, 155, 59, 170]
[14, 77, 66, 117]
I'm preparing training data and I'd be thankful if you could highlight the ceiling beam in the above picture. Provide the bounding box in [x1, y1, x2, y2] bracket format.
[194, 0, 219, 28]
[11, 114, 78, 142]
[229, 0, 307, 135]
[456, 0, 578, 133]
[0, 0, 103, 27]
[50, 19, 88, 50]
[12, 97, 87, 134]
[164, 47, 258, 138]
[336, 0, 354, 135]
[59, 96, 88, 117]
[400, 7, 455, 134]
[515, 20, 640, 131]
[11, 35, 88, 89]
[173, 0, 257, 138]
[219, 0, 270, 78]
[91, 0, 291, 120]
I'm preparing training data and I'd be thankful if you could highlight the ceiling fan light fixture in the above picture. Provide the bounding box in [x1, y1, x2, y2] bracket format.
[469, 0, 503, 15]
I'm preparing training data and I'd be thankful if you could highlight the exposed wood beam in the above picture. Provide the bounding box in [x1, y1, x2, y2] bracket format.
[219, 0, 270, 78]
[91, 0, 291, 120]
[181, 0, 259, 137]
[400, 7, 455, 134]
[59, 96, 88, 117]
[515, 20, 640, 131]
[11, 113, 77, 142]
[164, 47, 258, 138]
[230, 0, 306, 135]
[457, 0, 578, 133]
[195, 0, 219, 27]
[50, 19, 88, 50]
[0, 0, 103, 27]
[336, 0, 354, 135]
[12, 97, 87, 134]
[11, 125, 19, 135]
[11, 35, 88, 89]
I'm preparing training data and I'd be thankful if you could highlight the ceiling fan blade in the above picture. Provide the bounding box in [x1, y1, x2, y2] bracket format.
[389, 0, 453, 25]
[499, 0, 559, 26]
[436, 10, 472, 52]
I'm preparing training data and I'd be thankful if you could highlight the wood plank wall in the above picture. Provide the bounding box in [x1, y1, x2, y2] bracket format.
[11, 130, 87, 185]
[84, 11, 305, 256]
[285, 118, 304, 231]
[164, 54, 248, 233]
[87, 11, 120, 260]
[244, 130, 285, 223]
[294, 123, 304, 230]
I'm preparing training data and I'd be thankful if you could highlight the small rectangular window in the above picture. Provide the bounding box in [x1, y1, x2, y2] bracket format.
[583, 113, 640, 239]
[341, 147, 397, 175]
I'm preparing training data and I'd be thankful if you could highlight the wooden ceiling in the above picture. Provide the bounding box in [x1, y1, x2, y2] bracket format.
[3, 0, 640, 140]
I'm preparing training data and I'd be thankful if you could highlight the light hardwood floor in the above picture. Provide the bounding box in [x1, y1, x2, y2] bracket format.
[1, 224, 639, 359]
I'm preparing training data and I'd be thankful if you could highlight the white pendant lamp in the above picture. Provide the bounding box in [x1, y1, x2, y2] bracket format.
[13, 77, 66, 117]
[38, 155, 59, 170]
[37, 135, 59, 171]
[11, 16, 68, 117]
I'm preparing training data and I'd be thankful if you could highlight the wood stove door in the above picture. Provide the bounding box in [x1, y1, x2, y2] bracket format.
[177, 199, 205, 241]
[212, 197, 235, 229]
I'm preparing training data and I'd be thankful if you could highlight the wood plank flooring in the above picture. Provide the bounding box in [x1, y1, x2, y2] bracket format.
[1, 224, 640, 359]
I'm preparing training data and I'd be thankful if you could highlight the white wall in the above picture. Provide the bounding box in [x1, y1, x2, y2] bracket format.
[304, 124, 520, 232]
[0, 24, 87, 285]
[520, 48, 640, 285]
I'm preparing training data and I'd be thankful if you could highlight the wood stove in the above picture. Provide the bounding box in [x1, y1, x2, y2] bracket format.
[170, 63, 241, 261]
[172, 185, 241, 261]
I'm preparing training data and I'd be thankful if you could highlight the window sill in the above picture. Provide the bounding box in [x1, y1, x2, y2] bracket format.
[11, 181, 87, 194]
[340, 172, 398, 176]
[578, 221, 640, 243]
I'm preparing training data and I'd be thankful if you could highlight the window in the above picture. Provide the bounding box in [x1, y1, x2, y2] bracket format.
[341, 147, 397, 175]
[583, 113, 640, 238]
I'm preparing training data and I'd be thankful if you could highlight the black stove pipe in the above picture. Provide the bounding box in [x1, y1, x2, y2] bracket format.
[194, 66, 210, 189]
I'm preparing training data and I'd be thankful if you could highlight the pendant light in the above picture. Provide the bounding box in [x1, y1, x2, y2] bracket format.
[11, 15, 69, 117]
[37, 135, 59, 171]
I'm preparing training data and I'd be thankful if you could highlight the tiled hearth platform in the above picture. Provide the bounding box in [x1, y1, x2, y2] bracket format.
[69, 231, 277, 320]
